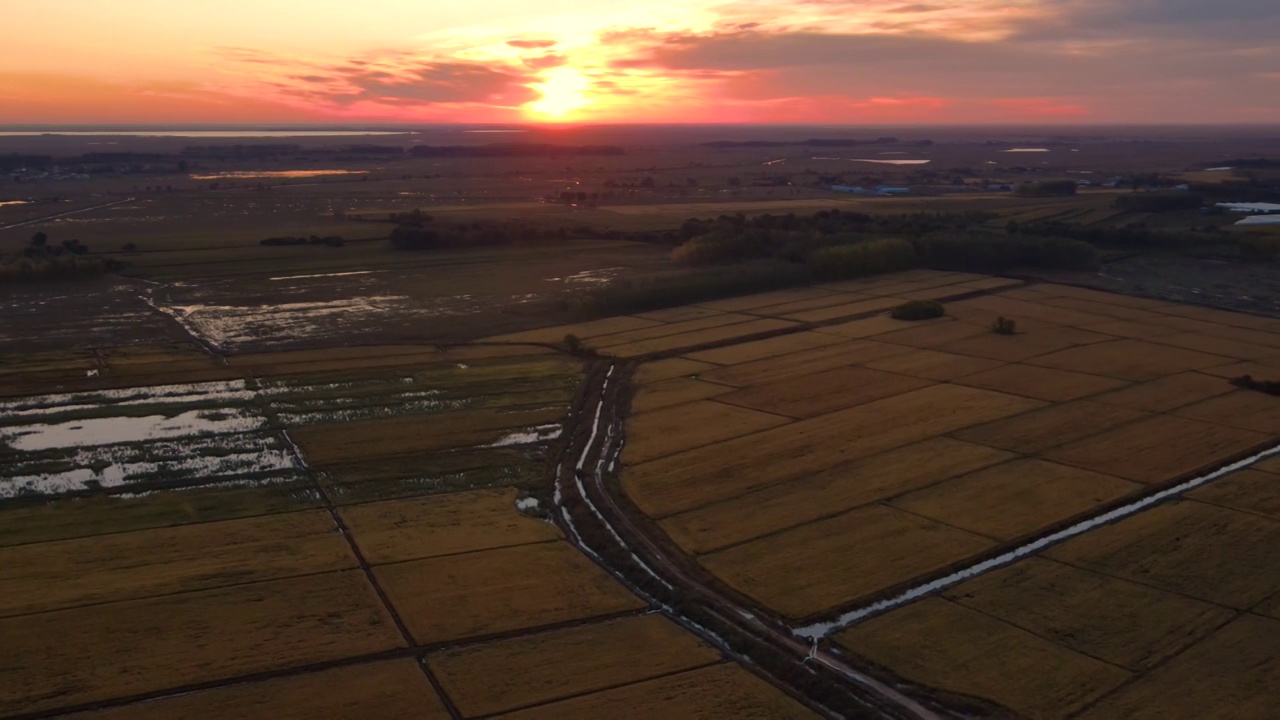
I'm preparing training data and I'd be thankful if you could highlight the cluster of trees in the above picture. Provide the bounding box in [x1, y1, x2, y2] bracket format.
[1015, 180, 1079, 197]
[407, 144, 624, 158]
[388, 214, 578, 252]
[0, 232, 124, 282]
[259, 235, 345, 247]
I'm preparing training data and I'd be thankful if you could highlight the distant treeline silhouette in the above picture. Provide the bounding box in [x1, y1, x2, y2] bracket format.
[702, 137, 934, 149]
[407, 144, 624, 158]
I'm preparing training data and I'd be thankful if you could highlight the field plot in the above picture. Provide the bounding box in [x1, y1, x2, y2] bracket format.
[890, 459, 1141, 541]
[630, 376, 734, 413]
[492, 663, 817, 720]
[60, 661, 451, 720]
[697, 339, 911, 386]
[1027, 338, 1233, 381]
[0, 509, 355, 616]
[953, 363, 1129, 402]
[684, 330, 846, 365]
[953, 401, 1149, 455]
[0, 570, 404, 716]
[943, 558, 1235, 671]
[339, 488, 561, 565]
[702, 504, 994, 619]
[717, 365, 933, 419]
[375, 541, 645, 644]
[660, 438, 1013, 554]
[623, 399, 789, 464]
[1187, 467, 1280, 520]
[429, 614, 722, 717]
[836, 598, 1131, 719]
[1076, 615, 1280, 720]
[625, 383, 1042, 518]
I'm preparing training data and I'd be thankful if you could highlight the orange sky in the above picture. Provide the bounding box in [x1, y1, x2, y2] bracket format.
[2, 1, 1277, 124]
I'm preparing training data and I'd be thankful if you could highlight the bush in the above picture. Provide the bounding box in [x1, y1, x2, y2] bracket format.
[1015, 180, 1078, 197]
[806, 238, 917, 280]
[891, 300, 945, 321]
[1230, 375, 1280, 396]
[992, 316, 1017, 335]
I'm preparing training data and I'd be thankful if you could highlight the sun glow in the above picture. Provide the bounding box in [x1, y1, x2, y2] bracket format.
[526, 68, 590, 120]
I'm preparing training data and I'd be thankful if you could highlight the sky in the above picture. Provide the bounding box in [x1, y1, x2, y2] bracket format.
[2, 0, 1278, 125]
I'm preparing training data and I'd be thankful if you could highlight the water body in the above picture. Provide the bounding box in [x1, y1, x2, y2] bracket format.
[1002, 148, 1051, 152]
[852, 159, 931, 165]
[189, 170, 368, 180]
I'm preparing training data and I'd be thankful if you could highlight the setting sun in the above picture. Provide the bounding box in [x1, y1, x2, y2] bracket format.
[526, 68, 591, 121]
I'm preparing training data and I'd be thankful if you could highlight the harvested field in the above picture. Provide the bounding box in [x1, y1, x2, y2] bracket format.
[0, 570, 404, 716]
[745, 292, 874, 318]
[0, 509, 355, 617]
[630, 376, 735, 414]
[815, 315, 920, 338]
[443, 344, 556, 361]
[600, 318, 797, 357]
[836, 597, 1131, 719]
[374, 541, 645, 644]
[633, 305, 727, 322]
[1199, 359, 1280, 380]
[1044, 414, 1272, 484]
[339, 488, 561, 565]
[867, 318, 989, 349]
[622, 400, 788, 464]
[953, 363, 1129, 402]
[1045, 500, 1280, 609]
[697, 340, 910, 387]
[953, 401, 1150, 455]
[683, 331, 846, 366]
[632, 357, 716, 384]
[590, 313, 758, 348]
[953, 295, 1114, 329]
[1083, 319, 1182, 339]
[317, 447, 546, 505]
[659, 438, 1013, 555]
[937, 326, 1111, 363]
[780, 296, 907, 323]
[1027, 338, 1234, 382]
[1090, 372, 1235, 412]
[1146, 331, 1280, 360]
[1076, 615, 1280, 720]
[861, 348, 1004, 381]
[700, 504, 994, 618]
[292, 406, 568, 466]
[429, 615, 721, 717]
[60, 660, 451, 720]
[944, 558, 1235, 671]
[1187, 468, 1280, 520]
[491, 663, 816, 720]
[1175, 390, 1280, 435]
[891, 459, 1141, 541]
[716, 365, 933, 419]
[624, 384, 1043, 518]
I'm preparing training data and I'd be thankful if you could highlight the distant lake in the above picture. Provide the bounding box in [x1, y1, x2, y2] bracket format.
[189, 170, 369, 180]
[1002, 148, 1051, 153]
[0, 131, 410, 138]
[0, 200, 33, 207]
[852, 159, 931, 165]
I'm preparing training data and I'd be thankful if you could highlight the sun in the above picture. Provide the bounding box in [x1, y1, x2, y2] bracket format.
[526, 68, 590, 121]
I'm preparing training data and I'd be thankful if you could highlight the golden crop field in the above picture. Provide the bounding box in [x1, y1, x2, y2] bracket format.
[60, 661, 452, 720]
[684, 330, 846, 365]
[952, 400, 1150, 455]
[953, 363, 1129, 401]
[697, 338, 911, 386]
[717, 365, 934, 419]
[623, 399, 790, 464]
[890, 459, 1141, 541]
[374, 541, 646, 644]
[630, 376, 735, 413]
[624, 384, 1044, 518]
[0, 509, 356, 616]
[1027, 338, 1235, 381]
[1186, 468, 1280, 520]
[0, 570, 405, 716]
[490, 663, 818, 720]
[1091, 371, 1236, 412]
[701, 504, 995, 619]
[944, 558, 1235, 671]
[836, 597, 1132, 718]
[338, 488, 562, 565]
[659, 438, 1013, 554]
[429, 614, 722, 717]
[600, 317, 798, 357]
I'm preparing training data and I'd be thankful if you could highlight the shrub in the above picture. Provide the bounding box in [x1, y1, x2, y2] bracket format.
[1015, 180, 1078, 197]
[891, 300, 945, 321]
[913, 234, 1100, 272]
[806, 238, 917, 280]
[992, 316, 1017, 335]
[1230, 375, 1280, 396]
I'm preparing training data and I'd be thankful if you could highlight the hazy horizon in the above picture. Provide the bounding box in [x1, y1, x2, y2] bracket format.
[3, 1, 1278, 126]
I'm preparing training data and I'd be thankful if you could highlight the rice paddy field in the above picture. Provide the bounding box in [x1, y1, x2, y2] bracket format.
[0, 342, 818, 720]
[500, 268, 1280, 717]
